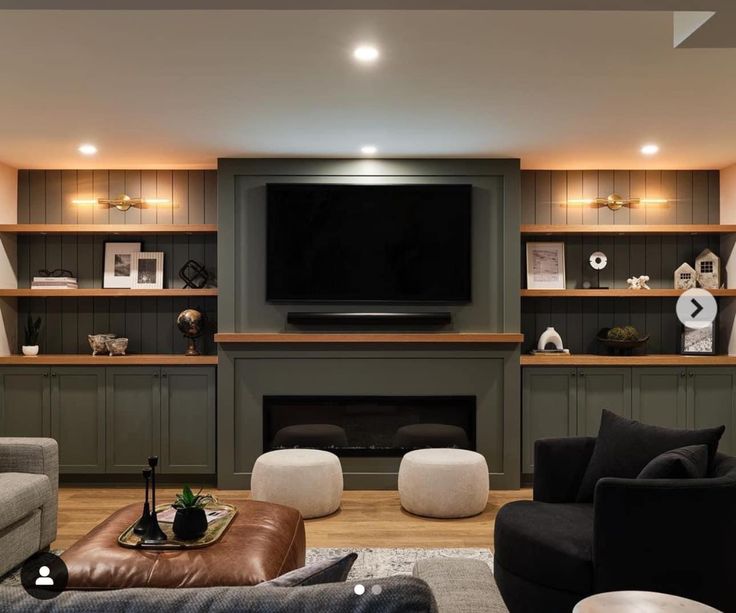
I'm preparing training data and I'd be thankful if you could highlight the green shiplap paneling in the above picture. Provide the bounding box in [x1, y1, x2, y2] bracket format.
[14, 170, 217, 355]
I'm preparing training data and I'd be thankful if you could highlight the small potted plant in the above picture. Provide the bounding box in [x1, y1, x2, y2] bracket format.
[22, 315, 42, 356]
[172, 485, 214, 540]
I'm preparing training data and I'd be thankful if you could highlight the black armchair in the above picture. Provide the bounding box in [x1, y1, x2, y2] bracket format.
[494, 437, 736, 613]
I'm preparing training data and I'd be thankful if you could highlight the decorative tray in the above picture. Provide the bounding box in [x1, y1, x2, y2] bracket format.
[118, 503, 237, 550]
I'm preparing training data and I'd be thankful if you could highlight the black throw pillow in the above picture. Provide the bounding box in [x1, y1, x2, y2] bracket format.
[576, 410, 724, 502]
[637, 444, 709, 479]
[260, 553, 358, 587]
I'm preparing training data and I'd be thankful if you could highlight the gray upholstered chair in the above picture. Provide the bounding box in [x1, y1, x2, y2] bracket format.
[0, 438, 58, 576]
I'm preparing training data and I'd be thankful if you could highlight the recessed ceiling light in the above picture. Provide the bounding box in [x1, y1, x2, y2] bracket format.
[78, 143, 97, 155]
[353, 45, 380, 63]
[361, 145, 377, 155]
[641, 144, 659, 155]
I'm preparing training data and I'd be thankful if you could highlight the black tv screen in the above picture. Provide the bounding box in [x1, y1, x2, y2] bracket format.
[266, 183, 472, 303]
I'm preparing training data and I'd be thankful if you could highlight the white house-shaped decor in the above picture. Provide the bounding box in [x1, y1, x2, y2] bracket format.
[674, 262, 697, 290]
[695, 249, 721, 290]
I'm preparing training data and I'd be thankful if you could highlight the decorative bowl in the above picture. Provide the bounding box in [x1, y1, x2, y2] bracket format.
[597, 330, 649, 355]
[105, 337, 128, 356]
[88, 334, 116, 356]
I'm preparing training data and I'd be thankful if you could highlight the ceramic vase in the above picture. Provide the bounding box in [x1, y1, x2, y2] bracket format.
[21, 345, 39, 356]
[172, 508, 207, 540]
[538, 327, 563, 351]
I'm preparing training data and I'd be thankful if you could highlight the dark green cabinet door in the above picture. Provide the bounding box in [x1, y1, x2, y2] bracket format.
[51, 368, 105, 473]
[632, 368, 687, 428]
[687, 367, 736, 455]
[160, 367, 216, 474]
[522, 367, 577, 472]
[106, 367, 161, 473]
[577, 368, 631, 436]
[0, 368, 50, 436]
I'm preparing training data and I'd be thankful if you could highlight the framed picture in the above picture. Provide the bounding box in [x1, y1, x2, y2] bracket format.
[131, 252, 165, 290]
[681, 323, 716, 355]
[104, 242, 142, 289]
[526, 242, 566, 290]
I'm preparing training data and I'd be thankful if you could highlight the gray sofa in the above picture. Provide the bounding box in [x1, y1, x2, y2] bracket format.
[0, 558, 506, 613]
[0, 438, 58, 576]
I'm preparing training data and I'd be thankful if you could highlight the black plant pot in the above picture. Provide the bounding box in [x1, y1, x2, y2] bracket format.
[172, 507, 208, 540]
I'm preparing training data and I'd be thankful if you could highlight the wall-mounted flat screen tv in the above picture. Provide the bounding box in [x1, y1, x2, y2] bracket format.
[266, 183, 472, 303]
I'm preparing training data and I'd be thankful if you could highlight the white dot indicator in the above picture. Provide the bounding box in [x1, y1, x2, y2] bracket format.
[353, 45, 379, 63]
[371, 584, 383, 595]
[354, 583, 366, 595]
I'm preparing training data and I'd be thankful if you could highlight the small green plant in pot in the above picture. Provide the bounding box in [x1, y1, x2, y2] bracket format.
[172, 485, 215, 540]
[22, 315, 42, 356]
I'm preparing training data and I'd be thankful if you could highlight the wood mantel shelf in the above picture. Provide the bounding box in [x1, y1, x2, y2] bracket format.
[521, 354, 736, 366]
[521, 224, 736, 235]
[521, 289, 736, 298]
[0, 354, 218, 365]
[0, 288, 218, 297]
[0, 224, 217, 234]
[215, 332, 524, 344]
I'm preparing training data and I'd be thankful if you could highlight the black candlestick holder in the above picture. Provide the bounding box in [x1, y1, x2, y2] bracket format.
[142, 456, 167, 543]
[133, 467, 152, 535]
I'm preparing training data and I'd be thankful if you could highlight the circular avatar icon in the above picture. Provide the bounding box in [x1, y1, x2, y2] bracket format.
[20, 551, 68, 600]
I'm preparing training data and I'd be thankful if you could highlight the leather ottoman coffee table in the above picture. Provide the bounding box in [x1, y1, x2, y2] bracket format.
[61, 500, 305, 589]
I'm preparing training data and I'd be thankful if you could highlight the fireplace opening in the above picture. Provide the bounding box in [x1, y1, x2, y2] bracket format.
[263, 395, 476, 457]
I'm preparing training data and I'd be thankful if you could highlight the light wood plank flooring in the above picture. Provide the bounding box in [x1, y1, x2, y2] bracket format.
[55, 488, 532, 551]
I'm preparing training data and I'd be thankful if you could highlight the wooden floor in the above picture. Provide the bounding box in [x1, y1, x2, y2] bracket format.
[55, 487, 532, 551]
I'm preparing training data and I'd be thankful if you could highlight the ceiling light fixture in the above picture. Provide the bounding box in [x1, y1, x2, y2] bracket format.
[72, 194, 170, 212]
[567, 193, 668, 211]
[360, 145, 377, 155]
[78, 143, 97, 156]
[641, 144, 660, 155]
[353, 45, 380, 63]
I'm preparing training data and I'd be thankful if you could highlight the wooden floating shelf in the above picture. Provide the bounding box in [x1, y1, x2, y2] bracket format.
[0, 288, 218, 297]
[521, 224, 736, 235]
[215, 332, 524, 344]
[0, 354, 218, 366]
[521, 289, 736, 298]
[0, 224, 217, 234]
[522, 354, 736, 366]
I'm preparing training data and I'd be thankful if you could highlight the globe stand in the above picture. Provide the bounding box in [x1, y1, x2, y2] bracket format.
[184, 337, 200, 357]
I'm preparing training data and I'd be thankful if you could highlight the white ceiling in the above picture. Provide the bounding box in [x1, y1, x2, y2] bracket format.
[0, 10, 735, 170]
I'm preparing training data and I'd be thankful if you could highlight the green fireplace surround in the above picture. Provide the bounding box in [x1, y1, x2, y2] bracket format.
[216, 159, 523, 490]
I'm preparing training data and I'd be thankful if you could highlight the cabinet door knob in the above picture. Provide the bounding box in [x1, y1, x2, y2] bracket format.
[51, 372, 56, 377]
[689, 372, 694, 377]
[43, 373, 48, 378]
[153, 373, 159, 378]
[680, 371, 686, 377]
[162, 373, 167, 378]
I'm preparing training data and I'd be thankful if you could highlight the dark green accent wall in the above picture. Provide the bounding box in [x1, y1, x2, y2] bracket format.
[217, 159, 522, 489]
[15, 169, 218, 355]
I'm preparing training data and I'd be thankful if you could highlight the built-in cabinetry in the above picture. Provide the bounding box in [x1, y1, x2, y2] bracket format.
[0, 365, 215, 474]
[523, 366, 736, 472]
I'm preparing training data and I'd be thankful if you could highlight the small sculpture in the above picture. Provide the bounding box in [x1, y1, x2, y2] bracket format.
[179, 259, 210, 290]
[695, 249, 721, 290]
[674, 263, 697, 290]
[537, 327, 564, 351]
[586, 251, 608, 289]
[627, 275, 651, 290]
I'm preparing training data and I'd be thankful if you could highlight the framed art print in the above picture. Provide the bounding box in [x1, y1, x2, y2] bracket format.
[131, 252, 165, 290]
[526, 242, 566, 290]
[681, 322, 716, 355]
[103, 242, 142, 289]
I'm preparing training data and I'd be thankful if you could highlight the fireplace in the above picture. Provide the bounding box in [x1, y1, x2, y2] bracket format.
[263, 395, 476, 457]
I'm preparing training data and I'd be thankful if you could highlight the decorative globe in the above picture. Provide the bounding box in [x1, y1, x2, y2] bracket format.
[177, 309, 204, 338]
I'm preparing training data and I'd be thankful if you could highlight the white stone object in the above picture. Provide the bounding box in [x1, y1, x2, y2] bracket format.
[251, 449, 343, 519]
[626, 275, 651, 290]
[398, 448, 489, 518]
[695, 248, 721, 289]
[537, 327, 564, 351]
[674, 262, 698, 290]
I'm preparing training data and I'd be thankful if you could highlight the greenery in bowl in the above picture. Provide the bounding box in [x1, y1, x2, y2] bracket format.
[24, 315, 42, 346]
[172, 485, 215, 510]
[606, 325, 641, 342]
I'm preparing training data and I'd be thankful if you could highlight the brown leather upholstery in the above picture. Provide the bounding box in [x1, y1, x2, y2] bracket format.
[61, 501, 305, 589]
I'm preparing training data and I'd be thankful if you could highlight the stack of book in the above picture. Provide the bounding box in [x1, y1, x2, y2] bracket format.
[31, 276, 78, 290]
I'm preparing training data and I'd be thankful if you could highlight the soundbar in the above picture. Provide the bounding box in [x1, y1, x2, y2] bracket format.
[287, 312, 452, 327]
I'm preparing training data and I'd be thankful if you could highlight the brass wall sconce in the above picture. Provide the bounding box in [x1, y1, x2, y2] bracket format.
[72, 194, 170, 212]
[567, 193, 668, 211]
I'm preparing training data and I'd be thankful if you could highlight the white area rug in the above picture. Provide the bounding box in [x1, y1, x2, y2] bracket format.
[307, 547, 493, 580]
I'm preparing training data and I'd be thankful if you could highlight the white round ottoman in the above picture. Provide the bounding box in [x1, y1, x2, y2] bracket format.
[398, 448, 489, 518]
[251, 449, 343, 519]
